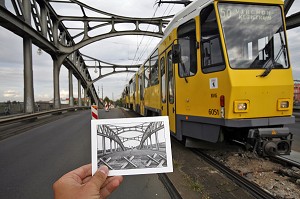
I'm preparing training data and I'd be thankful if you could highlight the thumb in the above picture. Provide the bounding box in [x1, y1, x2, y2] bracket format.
[88, 165, 109, 189]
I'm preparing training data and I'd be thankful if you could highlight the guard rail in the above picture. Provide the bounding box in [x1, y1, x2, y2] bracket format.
[0, 106, 90, 126]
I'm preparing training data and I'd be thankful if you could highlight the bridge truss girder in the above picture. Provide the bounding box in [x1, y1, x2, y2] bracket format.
[0, 0, 173, 106]
[97, 125, 126, 151]
[138, 122, 164, 150]
[81, 54, 140, 85]
[100, 122, 164, 151]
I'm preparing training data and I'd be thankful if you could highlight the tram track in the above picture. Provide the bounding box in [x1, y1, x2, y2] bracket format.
[158, 173, 183, 199]
[122, 109, 300, 198]
[272, 153, 300, 168]
[192, 149, 276, 199]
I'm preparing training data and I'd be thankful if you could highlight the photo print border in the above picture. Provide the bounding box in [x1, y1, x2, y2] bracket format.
[91, 116, 173, 176]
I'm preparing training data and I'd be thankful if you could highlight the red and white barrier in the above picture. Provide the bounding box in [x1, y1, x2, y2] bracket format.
[91, 105, 98, 120]
[105, 102, 109, 112]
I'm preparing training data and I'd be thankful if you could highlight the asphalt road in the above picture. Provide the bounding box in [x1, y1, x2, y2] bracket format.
[0, 110, 92, 199]
[0, 108, 170, 199]
[1, 108, 299, 199]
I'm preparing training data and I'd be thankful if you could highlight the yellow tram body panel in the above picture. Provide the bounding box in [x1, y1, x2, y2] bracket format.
[144, 84, 160, 112]
[134, 73, 139, 112]
[227, 69, 293, 119]
[124, 0, 294, 148]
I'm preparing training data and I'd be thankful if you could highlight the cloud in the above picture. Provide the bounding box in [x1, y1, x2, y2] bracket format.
[0, 28, 23, 65]
[287, 28, 300, 80]
[1, 0, 300, 103]
[3, 90, 21, 98]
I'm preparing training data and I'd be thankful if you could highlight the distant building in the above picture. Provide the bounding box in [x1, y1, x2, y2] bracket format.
[294, 82, 300, 105]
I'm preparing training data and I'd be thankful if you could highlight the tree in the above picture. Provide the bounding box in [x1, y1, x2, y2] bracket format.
[103, 96, 110, 104]
[115, 98, 123, 107]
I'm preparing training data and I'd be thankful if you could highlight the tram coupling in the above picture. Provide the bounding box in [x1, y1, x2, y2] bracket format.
[247, 127, 293, 156]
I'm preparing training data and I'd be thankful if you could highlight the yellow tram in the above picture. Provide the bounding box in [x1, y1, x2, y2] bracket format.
[123, 0, 294, 156]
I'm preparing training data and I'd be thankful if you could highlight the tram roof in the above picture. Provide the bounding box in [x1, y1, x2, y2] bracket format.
[141, 0, 285, 68]
[163, 0, 284, 37]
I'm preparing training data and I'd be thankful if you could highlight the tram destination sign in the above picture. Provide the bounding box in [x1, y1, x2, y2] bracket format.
[219, 4, 276, 22]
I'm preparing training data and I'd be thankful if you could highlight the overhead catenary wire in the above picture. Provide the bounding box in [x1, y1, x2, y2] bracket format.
[134, 1, 176, 64]
[125, 0, 177, 87]
[125, 2, 160, 82]
[130, 5, 160, 66]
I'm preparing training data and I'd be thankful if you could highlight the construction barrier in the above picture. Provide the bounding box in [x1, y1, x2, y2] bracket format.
[91, 105, 98, 120]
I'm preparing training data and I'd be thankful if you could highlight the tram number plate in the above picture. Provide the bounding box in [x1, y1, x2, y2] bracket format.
[208, 109, 219, 115]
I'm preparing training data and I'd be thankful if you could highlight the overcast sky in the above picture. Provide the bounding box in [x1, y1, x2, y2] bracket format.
[0, 0, 300, 102]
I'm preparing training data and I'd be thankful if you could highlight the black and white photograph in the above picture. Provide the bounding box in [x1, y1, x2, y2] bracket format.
[91, 116, 173, 176]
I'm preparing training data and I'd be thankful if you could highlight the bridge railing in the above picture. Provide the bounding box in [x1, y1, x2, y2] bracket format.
[0, 106, 90, 126]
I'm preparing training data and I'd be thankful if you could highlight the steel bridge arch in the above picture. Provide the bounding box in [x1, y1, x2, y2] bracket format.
[2, 0, 300, 108]
[0, 0, 173, 107]
[81, 54, 140, 86]
[97, 125, 126, 151]
[138, 122, 164, 150]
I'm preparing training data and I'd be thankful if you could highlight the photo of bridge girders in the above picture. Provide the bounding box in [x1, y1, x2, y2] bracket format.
[97, 120, 168, 171]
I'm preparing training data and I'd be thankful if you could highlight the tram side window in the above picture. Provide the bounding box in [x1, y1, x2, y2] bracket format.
[168, 51, 174, 104]
[144, 60, 150, 88]
[160, 57, 166, 103]
[129, 79, 135, 96]
[201, 4, 225, 73]
[139, 73, 144, 100]
[177, 20, 197, 77]
[150, 50, 159, 85]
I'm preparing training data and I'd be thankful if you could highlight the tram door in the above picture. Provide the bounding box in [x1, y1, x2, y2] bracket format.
[167, 49, 176, 134]
[160, 55, 167, 116]
[160, 48, 176, 134]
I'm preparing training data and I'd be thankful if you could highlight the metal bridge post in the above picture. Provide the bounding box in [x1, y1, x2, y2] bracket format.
[155, 131, 160, 151]
[84, 88, 87, 106]
[102, 137, 106, 155]
[40, 3, 47, 38]
[53, 58, 61, 109]
[88, 97, 91, 106]
[0, 0, 5, 8]
[150, 137, 153, 150]
[69, 69, 74, 107]
[78, 79, 82, 106]
[110, 139, 113, 153]
[23, 0, 35, 113]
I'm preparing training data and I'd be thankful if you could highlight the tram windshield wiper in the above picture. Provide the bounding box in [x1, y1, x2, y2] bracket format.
[257, 26, 287, 78]
[257, 58, 274, 77]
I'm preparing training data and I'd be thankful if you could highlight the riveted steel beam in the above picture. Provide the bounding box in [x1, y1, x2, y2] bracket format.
[1, 0, 174, 105]
[284, 0, 294, 16]
[81, 54, 139, 85]
[0, 6, 58, 56]
[286, 11, 300, 30]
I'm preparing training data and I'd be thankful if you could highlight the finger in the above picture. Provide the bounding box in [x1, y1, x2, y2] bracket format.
[82, 176, 92, 184]
[87, 165, 109, 189]
[69, 164, 92, 180]
[99, 177, 123, 198]
[101, 176, 123, 188]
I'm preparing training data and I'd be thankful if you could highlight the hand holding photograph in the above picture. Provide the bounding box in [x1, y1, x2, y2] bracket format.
[91, 116, 173, 176]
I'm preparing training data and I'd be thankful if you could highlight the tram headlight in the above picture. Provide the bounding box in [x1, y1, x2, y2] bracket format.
[277, 99, 290, 110]
[234, 100, 249, 113]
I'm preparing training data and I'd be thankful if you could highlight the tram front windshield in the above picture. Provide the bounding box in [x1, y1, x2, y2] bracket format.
[218, 3, 289, 69]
